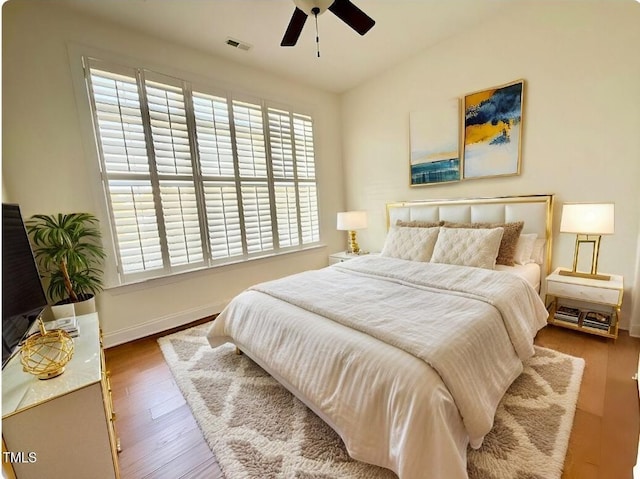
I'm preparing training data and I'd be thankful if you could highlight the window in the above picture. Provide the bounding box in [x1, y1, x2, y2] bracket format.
[84, 58, 320, 283]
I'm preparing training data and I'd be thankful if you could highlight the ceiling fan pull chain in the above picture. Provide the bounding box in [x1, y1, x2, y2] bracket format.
[313, 7, 320, 58]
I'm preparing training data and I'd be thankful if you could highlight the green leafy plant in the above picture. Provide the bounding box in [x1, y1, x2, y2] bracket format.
[26, 213, 106, 304]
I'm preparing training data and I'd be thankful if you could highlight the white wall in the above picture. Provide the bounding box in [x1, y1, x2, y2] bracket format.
[2, 1, 345, 345]
[341, 2, 640, 330]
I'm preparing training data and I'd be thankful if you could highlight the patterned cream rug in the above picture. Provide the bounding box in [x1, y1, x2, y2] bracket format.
[158, 323, 584, 479]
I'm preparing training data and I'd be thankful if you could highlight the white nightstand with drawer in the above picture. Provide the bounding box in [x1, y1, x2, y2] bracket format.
[328, 251, 360, 265]
[545, 267, 623, 339]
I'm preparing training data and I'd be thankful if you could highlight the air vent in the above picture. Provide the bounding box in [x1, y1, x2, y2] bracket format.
[225, 38, 252, 51]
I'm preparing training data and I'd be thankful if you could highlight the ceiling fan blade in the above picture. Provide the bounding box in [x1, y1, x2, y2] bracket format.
[328, 0, 375, 36]
[281, 7, 308, 46]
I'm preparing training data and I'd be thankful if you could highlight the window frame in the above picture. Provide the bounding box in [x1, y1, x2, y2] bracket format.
[83, 57, 321, 285]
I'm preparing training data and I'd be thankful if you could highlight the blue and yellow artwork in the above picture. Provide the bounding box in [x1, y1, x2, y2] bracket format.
[409, 98, 460, 186]
[463, 80, 524, 179]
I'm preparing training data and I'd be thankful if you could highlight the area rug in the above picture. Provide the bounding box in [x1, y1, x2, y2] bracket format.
[158, 323, 585, 479]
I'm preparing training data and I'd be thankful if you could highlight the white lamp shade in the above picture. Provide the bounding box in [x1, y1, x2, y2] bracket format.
[560, 203, 615, 235]
[337, 211, 367, 230]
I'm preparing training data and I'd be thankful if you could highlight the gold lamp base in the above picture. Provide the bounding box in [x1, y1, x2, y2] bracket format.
[558, 270, 611, 281]
[560, 233, 610, 281]
[347, 230, 360, 255]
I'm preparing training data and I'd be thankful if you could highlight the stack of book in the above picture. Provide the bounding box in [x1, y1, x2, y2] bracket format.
[582, 311, 611, 331]
[45, 317, 79, 338]
[554, 305, 580, 324]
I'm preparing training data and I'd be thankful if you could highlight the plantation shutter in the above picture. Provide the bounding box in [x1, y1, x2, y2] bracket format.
[298, 184, 319, 244]
[232, 100, 274, 254]
[144, 78, 204, 268]
[202, 182, 243, 259]
[268, 108, 295, 179]
[87, 65, 163, 275]
[241, 183, 273, 254]
[274, 183, 299, 247]
[268, 108, 298, 248]
[89, 68, 149, 175]
[192, 92, 244, 260]
[158, 181, 203, 266]
[192, 93, 235, 177]
[85, 58, 320, 284]
[266, 109, 319, 247]
[108, 180, 163, 274]
[145, 80, 193, 176]
[233, 101, 267, 178]
[293, 114, 319, 244]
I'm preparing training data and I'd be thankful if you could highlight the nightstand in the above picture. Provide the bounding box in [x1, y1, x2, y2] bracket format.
[545, 267, 623, 339]
[328, 251, 360, 265]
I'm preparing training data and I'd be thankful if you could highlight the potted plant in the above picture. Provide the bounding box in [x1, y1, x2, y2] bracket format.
[26, 212, 106, 316]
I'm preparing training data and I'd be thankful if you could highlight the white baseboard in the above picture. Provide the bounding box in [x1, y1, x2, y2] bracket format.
[101, 300, 228, 348]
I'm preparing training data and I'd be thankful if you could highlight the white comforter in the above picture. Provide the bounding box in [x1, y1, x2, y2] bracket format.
[207, 256, 548, 479]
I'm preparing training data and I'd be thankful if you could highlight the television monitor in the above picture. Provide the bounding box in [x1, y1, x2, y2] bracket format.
[2, 203, 48, 367]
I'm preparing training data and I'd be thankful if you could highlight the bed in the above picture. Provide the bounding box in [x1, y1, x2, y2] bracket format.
[207, 194, 554, 479]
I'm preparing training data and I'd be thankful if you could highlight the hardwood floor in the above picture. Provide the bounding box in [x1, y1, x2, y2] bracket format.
[105, 318, 222, 479]
[535, 326, 640, 479]
[105, 322, 640, 479]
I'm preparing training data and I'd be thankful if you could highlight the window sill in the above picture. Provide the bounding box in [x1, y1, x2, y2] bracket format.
[104, 243, 328, 296]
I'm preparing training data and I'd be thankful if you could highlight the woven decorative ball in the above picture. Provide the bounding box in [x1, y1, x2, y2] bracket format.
[20, 326, 74, 380]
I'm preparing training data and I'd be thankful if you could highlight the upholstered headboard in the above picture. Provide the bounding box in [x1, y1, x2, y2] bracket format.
[386, 194, 554, 275]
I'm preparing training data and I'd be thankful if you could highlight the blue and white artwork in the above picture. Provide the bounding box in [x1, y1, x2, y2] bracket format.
[409, 99, 460, 186]
[463, 80, 524, 179]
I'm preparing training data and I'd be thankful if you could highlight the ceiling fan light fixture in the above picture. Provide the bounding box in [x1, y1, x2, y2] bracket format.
[293, 0, 334, 16]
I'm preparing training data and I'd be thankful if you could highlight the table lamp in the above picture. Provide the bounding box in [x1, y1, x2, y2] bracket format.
[559, 203, 614, 280]
[337, 211, 367, 254]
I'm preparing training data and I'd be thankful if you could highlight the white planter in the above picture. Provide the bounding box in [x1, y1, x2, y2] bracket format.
[51, 303, 75, 320]
[73, 295, 97, 316]
[50, 295, 96, 319]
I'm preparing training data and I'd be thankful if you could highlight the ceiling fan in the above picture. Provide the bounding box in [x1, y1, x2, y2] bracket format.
[281, 0, 375, 47]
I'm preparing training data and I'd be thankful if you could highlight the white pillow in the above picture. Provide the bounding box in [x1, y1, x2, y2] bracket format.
[380, 226, 440, 262]
[530, 238, 546, 265]
[513, 233, 537, 265]
[430, 227, 504, 270]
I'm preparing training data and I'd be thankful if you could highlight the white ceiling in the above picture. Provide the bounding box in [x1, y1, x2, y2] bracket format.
[56, 0, 516, 93]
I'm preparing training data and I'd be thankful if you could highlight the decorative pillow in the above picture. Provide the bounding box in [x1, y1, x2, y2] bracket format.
[380, 226, 440, 262]
[513, 233, 537, 265]
[530, 238, 546, 265]
[430, 227, 504, 270]
[443, 221, 524, 266]
[396, 219, 444, 228]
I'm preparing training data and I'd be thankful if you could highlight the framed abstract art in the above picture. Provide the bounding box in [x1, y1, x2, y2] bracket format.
[409, 98, 460, 186]
[462, 80, 524, 180]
